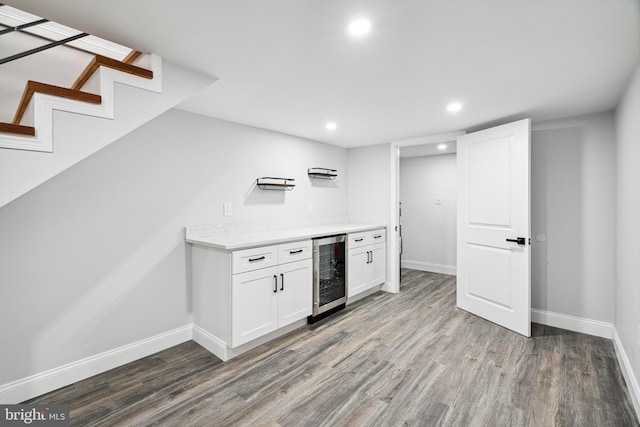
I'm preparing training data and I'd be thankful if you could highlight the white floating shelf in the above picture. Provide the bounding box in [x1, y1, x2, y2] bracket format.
[256, 177, 296, 190]
[308, 168, 337, 179]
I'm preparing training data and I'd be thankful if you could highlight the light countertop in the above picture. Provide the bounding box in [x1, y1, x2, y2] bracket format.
[185, 223, 386, 251]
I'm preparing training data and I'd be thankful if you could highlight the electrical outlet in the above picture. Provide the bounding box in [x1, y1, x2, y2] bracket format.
[223, 202, 232, 217]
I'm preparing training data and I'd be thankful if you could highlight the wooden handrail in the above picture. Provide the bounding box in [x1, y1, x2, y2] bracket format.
[71, 54, 153, 91]
[13, 81, 102, 125]
[0, 122, 36, 136]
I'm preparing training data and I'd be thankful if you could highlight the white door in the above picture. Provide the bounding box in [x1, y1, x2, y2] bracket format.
[457, 119, 531, 337]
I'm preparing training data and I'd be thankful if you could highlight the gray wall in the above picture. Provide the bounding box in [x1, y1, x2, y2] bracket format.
[0, 109, 348, 386]
[615, 61, 640, 392]
[531, 112, 616, 323]
[399, 154, 457, 273]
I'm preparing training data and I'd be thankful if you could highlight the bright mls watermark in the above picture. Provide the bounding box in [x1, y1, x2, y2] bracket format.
[0, 405, 69, 426]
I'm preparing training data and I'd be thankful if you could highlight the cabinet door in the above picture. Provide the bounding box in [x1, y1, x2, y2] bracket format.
[232, 266, 278, 347]
[369, 243, 386, 287]
[348, 247, 369, 298]
[277, 258, 312, 327]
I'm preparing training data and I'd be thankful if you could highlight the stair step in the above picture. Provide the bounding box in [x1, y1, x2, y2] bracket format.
[0, 122, 36, 136]
[13, 81, 102, 125]
[72, 54, 153, 91]
[122, 50, 143, 65]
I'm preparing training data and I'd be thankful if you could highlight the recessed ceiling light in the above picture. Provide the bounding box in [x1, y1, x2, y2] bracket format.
[447, 102, 463, 113]
[326, 122, 337, 131]
[348, 19, 371, 36]
[438, 144, 447, 150]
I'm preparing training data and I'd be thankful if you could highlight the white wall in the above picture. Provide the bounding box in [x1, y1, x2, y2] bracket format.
[615, 61, 640, 405]
[347, 143, 390, 225]
[347, 143, 394, 290]
[399, 154, 456, 274]
[0, 109, 348, 392]
[530, 112, 616, 323]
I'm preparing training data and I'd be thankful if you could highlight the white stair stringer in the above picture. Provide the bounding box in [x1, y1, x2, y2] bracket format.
[0, 57, 218, 209]
[0, 54, 163, 153]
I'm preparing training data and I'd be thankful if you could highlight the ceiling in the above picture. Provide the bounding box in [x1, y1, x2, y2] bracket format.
[400, 141, 457, 158]
[4, 0, 640, 148]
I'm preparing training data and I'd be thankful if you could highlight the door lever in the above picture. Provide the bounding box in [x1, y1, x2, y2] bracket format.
[506, 237, 526, 245]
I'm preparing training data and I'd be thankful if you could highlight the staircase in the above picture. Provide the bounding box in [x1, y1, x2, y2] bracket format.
[0, 5, 217, 209]
[0, 51, 159, 152]
[0, 51, 217, 209]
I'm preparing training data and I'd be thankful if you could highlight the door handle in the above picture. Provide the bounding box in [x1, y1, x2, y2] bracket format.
[273, 275, 278, 293]
[506, 237, 527, 245]
[280, 273, 284, 291]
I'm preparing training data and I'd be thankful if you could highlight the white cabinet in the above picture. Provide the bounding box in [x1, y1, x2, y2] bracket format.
[231, 266, 278, 346]
[347, 229, 386, 298]
[232, 257, 311, 347]
[191, 239, 312, 359]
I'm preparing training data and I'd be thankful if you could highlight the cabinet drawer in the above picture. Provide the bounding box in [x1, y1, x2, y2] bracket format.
[232, 245, 278, 274]
[348, 231, 370, 249]
[278, 240, 312, 263]
[348, 229, 386, 249]
[369, 229, 386, 244]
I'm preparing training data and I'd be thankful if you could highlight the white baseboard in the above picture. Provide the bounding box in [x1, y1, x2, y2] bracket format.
[0, 325, 192, 404]
[193, 320, 307, 362]
[531, 309, 613, 339]
[402, 260, 457, 276]
[612, 328, 640, 419]
[192, 324, 229, 361]
[348, 284, 383, 304]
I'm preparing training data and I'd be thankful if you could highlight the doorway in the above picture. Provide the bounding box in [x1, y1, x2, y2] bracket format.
[399, 142, 457, 280]
[388, 132, 463, 292]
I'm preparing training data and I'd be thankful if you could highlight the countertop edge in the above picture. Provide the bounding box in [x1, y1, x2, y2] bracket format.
[185, 223, 387, 251]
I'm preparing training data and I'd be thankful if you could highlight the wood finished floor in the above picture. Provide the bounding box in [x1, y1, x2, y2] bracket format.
[28, 269, 639, 426]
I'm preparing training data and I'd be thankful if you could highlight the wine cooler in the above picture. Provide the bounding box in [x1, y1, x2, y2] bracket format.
[309, 234, 347, 323]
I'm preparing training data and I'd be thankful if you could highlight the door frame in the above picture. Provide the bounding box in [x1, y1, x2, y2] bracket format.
[387, 131, 465, 292]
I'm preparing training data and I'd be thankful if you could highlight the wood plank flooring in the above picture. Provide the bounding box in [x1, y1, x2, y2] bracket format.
[28, 270, 639, 426]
